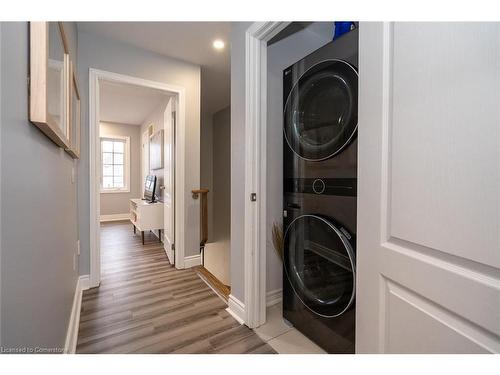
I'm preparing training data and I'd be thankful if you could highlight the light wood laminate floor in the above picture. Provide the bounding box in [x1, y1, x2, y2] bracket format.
[76, 221, 275, 354]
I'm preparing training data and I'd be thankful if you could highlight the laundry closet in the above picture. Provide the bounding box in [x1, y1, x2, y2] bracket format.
[266, 22, 358, 353]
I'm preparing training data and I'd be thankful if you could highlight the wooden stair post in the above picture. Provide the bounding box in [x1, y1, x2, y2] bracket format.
[191, 189, 209, 265]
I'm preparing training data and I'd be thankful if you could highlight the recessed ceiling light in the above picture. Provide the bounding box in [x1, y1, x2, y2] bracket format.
[213, 39, 225, 50]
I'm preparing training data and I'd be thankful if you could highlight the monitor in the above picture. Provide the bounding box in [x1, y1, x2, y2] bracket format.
[144, 175, 157, 203]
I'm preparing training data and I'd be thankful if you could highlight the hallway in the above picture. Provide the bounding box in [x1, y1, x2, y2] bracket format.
[76, 221, 275, 354]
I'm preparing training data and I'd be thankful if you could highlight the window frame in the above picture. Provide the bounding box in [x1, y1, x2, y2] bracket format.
[100, 135, 131, 194]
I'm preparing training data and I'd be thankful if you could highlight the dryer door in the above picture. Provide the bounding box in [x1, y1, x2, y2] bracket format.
[284, 215, 355, 317]
[284, 60, 358, 161]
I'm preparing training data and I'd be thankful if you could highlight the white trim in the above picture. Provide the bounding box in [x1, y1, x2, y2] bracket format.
[266, 288, 283, 307]
[89, 69, 187, 287]
[0, 24, 3, 347]
[100, 189, 130, 194]
[99, 213, 130, 222]
[183, 254, 201, 268]
[243, 22, 290, 328]
[226, 294, 246, 325]
[164, 244, 174, 265]
[64, 275, 90, 354]
[99, 134, 131, 193]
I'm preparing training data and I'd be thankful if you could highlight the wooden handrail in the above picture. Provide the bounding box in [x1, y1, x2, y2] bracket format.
[192, 189, 209, 252]
[191, 189, 209, 195]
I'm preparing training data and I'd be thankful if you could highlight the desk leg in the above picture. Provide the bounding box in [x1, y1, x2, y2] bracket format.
[141, 231, 145, 245]
[158, 229, 162, 243]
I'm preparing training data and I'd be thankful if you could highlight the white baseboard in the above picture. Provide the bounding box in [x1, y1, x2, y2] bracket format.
[266, 288, 283, 307]
[79, 275, 90, 291]
[226, 294, 245, 325]
[64, 275, 90, 354]
[184, 254, 201, 268]
[100, 213, 130, 222]
[164, 243, 174, 265]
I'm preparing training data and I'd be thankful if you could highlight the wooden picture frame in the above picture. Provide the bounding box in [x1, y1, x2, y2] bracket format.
[66, 62, 81, 158]
[29, 22, 70, 148]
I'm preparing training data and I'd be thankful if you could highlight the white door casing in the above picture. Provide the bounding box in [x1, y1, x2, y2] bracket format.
[238, 22, 290, 328]
[89, 68, 187, 287]
[356, 22, 500, 353]
[163, 98, 175, 264]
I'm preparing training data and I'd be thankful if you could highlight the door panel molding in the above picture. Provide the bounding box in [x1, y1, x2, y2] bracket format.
[357, 22, 500, 353]
[380, 243, 500, 337]
[382, 277, 496, 353]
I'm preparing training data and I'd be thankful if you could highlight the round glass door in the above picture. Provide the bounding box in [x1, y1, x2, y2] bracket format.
[284, 215, 355, 317]
[284, 60, 358, 161]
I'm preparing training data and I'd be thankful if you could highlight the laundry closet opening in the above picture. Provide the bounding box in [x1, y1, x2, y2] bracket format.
[265, 22, 358, 353]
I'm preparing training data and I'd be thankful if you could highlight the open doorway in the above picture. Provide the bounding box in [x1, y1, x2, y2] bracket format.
[88, 69, 186, 288]
[198, 107, 231, 301]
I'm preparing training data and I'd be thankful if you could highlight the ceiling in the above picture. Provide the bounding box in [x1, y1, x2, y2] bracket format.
[78, 22, 231, 116]
[99, 80, 170, 125]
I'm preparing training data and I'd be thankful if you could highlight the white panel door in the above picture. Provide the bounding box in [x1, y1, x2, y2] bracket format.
[357, 22, 500, 353]
[163, 98, 175, 264]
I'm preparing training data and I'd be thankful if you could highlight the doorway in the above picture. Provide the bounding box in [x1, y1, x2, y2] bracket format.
[88, 69, 187, 288]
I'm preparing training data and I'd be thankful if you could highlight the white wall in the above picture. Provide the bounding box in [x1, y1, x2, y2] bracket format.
[229, 22, 253, 302]
[139, 97, 170, 201]
[266, 23, 334, 294]
[100, 122, 141, 216]
[138, 97, 171, 241]
[78, 30, 201, 274]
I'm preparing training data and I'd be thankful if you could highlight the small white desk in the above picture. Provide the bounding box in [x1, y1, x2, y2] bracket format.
[129, 198, 164, 245]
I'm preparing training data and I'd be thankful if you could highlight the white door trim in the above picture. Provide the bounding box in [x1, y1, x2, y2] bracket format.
[89, 68, 187, 287]
[243, 22, 290, 328]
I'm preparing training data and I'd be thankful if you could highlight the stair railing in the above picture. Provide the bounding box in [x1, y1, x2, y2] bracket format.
[191, 189, 209, 265]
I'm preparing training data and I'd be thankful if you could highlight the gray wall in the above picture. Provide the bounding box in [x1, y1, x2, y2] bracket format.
[204, 106, 231, 285]
[230, 22, 252, 302]
[1, 22, 79, 350]
[266, 23, 333, 293]
[77, 30, 201, 275]
[213, 107, 231, 245]
[100, 122, 141, 216]
[200, 111, 214, 240]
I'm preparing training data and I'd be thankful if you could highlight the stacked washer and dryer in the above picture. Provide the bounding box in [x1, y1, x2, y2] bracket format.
[282, 27, 358, 353]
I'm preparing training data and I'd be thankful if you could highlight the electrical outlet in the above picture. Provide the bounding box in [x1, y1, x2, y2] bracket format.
[77, 240, 80, 255]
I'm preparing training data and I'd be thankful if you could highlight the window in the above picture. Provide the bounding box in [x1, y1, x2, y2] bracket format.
[101, 136, 130, 193]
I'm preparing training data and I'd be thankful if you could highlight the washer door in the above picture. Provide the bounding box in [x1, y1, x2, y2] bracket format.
[284, 60, 358, 161]
[284, 215, 355, 317]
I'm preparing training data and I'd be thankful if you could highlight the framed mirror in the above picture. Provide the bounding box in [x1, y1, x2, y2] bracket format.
[66, 62, 81, 159]
[29, 22, 70, 148]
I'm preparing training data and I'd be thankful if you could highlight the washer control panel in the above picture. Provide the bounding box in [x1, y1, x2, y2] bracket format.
[284, 178, 357, 197]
